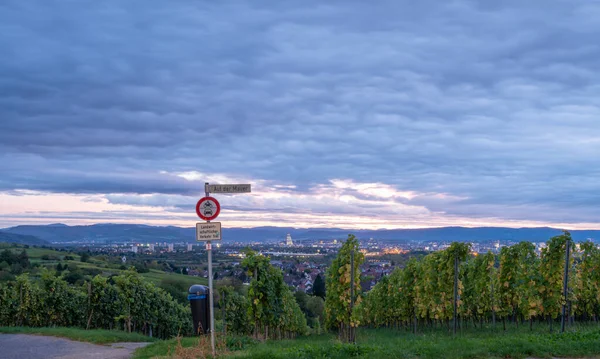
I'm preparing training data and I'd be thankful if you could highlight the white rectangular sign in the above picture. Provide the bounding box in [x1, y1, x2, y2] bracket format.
[207, 184, 251, 193]
[196, 222, 222, 241]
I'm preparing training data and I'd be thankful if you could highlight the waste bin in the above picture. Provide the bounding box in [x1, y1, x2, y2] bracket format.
[188, 284, 210, 335]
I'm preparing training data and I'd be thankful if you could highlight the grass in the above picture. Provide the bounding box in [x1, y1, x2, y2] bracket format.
[68, 261, 207, 287]
[238, 325, 600, 359]
[141, 269, 207, 287]
[133, 335, 257, 359]
[133, 337, 200, 359]
[134, 324, 600, 359]
[0, 326, 156, 345]
[1, 246, 81, 263]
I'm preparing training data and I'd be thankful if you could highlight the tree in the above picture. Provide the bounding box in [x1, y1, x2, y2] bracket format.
[497, 241, 537, 328]
[17, 250, 30, 269]
[325, 234, 364, 342]
[313, 274, 326, 299]
[221, 286, 251, 335]
[539, 231, 573, 326]
[306, 295, 325, 326]
[243, 250, 307, 339]
[573, 241, 600, 321]
[80, 252, 90, 263]
[294, 290, 309, 315]
[0, 270, 190, 339]
[463, 252, 497, 328]
[0, 250, 13, 264]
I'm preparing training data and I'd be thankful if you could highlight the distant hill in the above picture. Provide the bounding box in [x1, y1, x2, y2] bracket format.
[0, 231, 49, 245]
[1, 223, 598, 244]
[1, 224, 192, 244]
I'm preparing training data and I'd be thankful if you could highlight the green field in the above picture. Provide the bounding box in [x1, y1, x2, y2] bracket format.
[0, 244, 80, 263]
[134, 325, 600, 359]
[1, 244, 207, 290]
[72, 260, 207, 287]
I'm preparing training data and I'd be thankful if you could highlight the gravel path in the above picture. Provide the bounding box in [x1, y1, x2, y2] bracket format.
[0, 334, 150, 359]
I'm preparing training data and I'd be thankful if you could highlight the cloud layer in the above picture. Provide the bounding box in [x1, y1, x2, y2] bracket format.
[2, 0, 600, 228]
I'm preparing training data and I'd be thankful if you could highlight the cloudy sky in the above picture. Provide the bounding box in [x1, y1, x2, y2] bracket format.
[1, 0, 600, 229]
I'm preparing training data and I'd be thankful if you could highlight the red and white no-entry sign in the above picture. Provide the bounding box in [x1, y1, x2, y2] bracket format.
[196, 196, 220, 221]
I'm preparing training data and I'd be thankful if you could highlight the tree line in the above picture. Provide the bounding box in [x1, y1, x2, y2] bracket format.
[220, 250, 309, 339]
[354, 231, 600, 332]
[0, 269, 191, 339]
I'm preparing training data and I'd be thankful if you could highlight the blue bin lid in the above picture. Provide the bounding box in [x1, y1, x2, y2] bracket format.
[188, 294, 207, 300]
[188, 284, 209, 295]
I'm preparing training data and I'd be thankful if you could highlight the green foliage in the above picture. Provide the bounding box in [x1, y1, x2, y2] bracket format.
[80, 252, 91, 263]
[573, 241, 600, 318]
[221, 286, 252, 335]
[0, 269, 191, 339]
[243, 250, 308, 339]
[357, 236, 598, 332]
[498, 241, 538, 320]
[158, 278, 188, 304]
[325, 234, 364, 339]
[294, 290, 324, 328]
[0, 249, 30, 275]
[463, 251, 496, 321]
[539, 231, 573, 319]
[313, 274, 325, 299]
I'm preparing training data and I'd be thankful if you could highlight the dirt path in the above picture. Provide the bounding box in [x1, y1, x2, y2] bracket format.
[0, 334, 150, 359]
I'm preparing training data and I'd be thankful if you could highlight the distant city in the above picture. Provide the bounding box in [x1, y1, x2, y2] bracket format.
[1, 223, 598, 294]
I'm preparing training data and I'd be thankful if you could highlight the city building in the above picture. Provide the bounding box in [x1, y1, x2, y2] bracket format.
[167, 243, 174, 252]
[286, 233, 293, 246]
[187, 243, 194, 252]
[131, 245, 138, 253]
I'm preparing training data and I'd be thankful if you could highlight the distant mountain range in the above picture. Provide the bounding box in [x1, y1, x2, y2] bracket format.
[0, 231, 50, 246]
[0, 223, 598, 245]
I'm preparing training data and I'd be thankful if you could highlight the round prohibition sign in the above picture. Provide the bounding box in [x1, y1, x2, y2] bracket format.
[196, 196, 220, 221]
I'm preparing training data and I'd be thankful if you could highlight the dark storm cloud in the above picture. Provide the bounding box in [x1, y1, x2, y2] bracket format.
[2, 0, 600, 224]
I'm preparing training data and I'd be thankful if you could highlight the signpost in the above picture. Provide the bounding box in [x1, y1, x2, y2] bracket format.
[197, 182, 251, 356]
[196, 222, 221, 241]
[195, 197, 220, 221]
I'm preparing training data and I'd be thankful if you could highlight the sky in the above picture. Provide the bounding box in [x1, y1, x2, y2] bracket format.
[1, 0, 600, 229]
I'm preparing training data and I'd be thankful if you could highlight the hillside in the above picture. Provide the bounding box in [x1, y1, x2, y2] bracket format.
[0, 231, 49, 245]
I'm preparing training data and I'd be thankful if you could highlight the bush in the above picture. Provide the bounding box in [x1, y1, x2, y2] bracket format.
[158, 278, 188, 304]
[63, 271, 84, 285]
[0, 271, 15, 282]
[134, 263, 150, 273]
[0, 270, 191, 339]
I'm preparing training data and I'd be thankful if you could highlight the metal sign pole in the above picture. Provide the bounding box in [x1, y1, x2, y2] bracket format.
[205, 182, 216, 356]
[194, 182, 250, 354]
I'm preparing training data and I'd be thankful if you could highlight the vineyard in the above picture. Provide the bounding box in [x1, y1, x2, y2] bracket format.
[2, 231, 600, 359]
[221, 250, 308, 339]
[0, 269, 192, 339]
[0, 248, 309, 342]
[355, 231, 600, 332]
